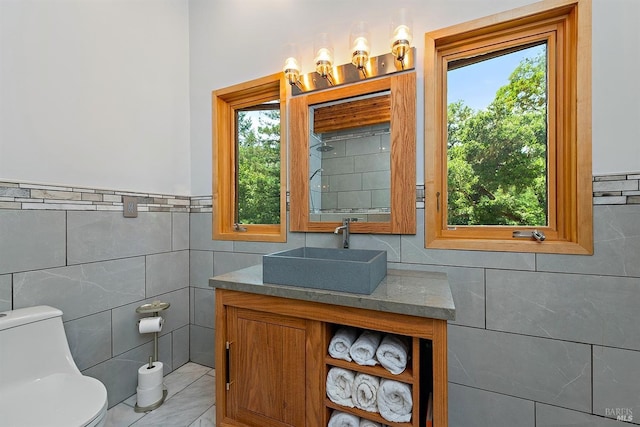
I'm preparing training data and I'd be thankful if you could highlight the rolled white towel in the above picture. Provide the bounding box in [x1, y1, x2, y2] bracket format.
[326, 367, 356, 408]
[359, 419, 383, 427]
[329, 327, 359, 362]
[375, 334, 410, 375]
[349, 330, 381, 366]
[352, 373, 380, 412]
[377, 379, 413, 423]
[328, 410, 360, 427]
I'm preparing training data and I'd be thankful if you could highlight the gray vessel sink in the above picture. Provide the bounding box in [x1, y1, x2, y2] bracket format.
[262, 247, 387, 295]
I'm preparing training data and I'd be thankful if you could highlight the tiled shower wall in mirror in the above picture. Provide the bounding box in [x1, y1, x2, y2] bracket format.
[309, 123, 392, 223]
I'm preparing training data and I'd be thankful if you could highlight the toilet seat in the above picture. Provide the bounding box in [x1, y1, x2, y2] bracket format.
[0, 373, 108, 427]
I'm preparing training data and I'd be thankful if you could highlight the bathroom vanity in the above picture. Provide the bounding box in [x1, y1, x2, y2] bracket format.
[210, 266, 455, 427]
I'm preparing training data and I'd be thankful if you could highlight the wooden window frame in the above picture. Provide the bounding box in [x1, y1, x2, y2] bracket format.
[212, 73, 287, 242]
[424, 0, 592, 254]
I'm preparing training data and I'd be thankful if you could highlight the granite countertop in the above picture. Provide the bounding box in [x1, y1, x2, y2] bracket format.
[209, 265, 455, 321]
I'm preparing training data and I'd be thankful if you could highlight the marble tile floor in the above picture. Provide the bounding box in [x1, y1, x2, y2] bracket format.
[105, 362, 216, 427]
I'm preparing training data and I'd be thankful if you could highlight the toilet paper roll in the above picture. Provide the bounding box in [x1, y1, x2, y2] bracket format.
[138, 361, 164, 390]
[137, 384, 163, 408]
[138, 316, 163, 334]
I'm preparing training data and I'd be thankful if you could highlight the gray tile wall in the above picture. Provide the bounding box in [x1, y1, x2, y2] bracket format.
[3, 174, 639, 424]
[190, 199, 640, 426]
[419, 203, 639, 425]
[449, 383, 535, 427]
[0, 206, 190, 409]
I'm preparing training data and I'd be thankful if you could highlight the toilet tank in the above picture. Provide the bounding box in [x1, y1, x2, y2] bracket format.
[0, 306, 80, 388]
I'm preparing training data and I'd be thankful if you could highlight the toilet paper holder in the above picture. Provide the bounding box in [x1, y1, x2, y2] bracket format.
[135, 300, 170, 413]
[136, 301, 170, 366]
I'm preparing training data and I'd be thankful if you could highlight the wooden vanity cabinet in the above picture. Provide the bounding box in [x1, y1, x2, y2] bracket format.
[215, 288, 448, 427]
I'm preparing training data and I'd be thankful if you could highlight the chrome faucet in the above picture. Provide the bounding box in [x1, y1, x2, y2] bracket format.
[334, 218, 357, 248]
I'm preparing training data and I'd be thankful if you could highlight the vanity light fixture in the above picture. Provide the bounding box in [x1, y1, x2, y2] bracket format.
[390, 8, 413, 68]
[283, 16, 414, 95]
[350, 21, 370, 77]
[314, 33, 334, 85]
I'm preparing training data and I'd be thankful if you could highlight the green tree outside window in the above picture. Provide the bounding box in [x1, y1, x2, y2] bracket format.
[236, 108, 281, 225]
[447, 46, 548, 226]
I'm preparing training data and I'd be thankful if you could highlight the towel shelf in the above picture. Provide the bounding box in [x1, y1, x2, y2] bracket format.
[324, 324, 426, 426]
[325, 399, 414, 427]
[324, 356, 414, 384]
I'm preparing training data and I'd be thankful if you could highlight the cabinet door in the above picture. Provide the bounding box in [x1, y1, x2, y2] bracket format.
[227, 307, 307, 427]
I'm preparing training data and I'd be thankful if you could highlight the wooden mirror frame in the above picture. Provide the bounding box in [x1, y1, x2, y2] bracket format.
[290, 72, 416, 234]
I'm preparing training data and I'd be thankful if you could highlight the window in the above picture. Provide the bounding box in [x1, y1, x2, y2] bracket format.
[212, 73, 287, 242]
[447, 43, 549, 228]
[424, 0, 592, 254]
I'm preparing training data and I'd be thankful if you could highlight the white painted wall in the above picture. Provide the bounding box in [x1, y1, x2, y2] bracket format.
[189, 0, 640, 195]
[1, 0, 637, 196]
[592, 0, 640, 174]
[0, 0, 191, 195]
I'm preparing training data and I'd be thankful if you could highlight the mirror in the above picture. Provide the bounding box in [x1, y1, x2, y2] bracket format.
[309, 94, 391, 223]
[290, 73, 416, 234]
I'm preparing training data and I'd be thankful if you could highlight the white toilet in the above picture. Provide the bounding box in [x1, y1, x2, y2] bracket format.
[0, 305, 108, 427]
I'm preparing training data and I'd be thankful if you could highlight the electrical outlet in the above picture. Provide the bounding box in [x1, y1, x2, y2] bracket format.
[123, 196, 138, 218]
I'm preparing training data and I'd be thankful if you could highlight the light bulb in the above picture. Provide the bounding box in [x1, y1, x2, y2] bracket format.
[282, 43, 301, 86]
[350, 21, 370, 69]
[390, 9, 413, 62]
[283, 56, 300, 86]
[391, 24, 413, 60]
[314, 33, 334, 77]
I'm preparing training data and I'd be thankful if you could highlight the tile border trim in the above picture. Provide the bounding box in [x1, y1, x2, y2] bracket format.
[592, 172, 640, 205]
[0, 182, 191, 212]
[0, 172, 637, 211]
